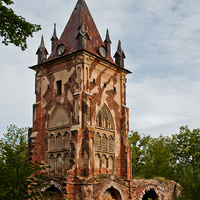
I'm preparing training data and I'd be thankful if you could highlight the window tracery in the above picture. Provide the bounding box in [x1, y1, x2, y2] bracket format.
[48, 130, 71, 175]
[95, 104, 115, 174]
[96, 104, 114, 130]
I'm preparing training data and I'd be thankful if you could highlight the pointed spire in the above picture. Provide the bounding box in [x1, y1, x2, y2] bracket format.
[104, 29, 112, 55]
[51, 23, 58, 52]
[40, 35, 45, 48]
[76, 0, 86, 6]
[117, 40, 122, 53]
[114, 40, 126, 68]
[36, 35, 49, 64]
[48, 0, 115, 64]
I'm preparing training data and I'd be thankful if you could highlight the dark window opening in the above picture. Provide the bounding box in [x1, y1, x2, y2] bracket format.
[114, 87, 116, 92]
[104, 83, 106, 88]
[142, 189, 159, 200]
[69, 78, 71, 83]
[56, 80, 62, 95]
[93, 79, 95, 83]
[47, 84, 50, 89]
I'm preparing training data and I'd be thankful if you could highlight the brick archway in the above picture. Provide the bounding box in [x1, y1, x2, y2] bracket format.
[139, 186, 160, 200]
[44, 186, 63, 200]
[99, 182, 124, 200]
[142, 189, 159, 200]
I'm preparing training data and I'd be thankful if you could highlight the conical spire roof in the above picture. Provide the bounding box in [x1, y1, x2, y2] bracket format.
[36, 35, 48, 55]
[48, 0, 114, 63]
[51, 23, 58, 40]
[105, 29, 111, 43]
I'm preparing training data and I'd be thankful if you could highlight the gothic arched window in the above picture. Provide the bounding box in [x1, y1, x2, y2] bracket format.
[108, 135, 114, 153]
[49, 154, 55, 174]
[56, 132, 62, 150]
[63, 131, 70, 149]
[49, 134, 55, 151]
[96, 104, 114, 130]
[94, 132, 101, 150]
[101, 134, 107, 151]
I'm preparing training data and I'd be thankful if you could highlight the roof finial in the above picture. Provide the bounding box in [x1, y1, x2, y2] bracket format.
[76, 0, 87, 8]
[117, 40, 122, 54]
[53, 23, 57, 38]
[105, 29, 111, 42]
[40, 35, 45, 48]
[114, 40, 126, 68]
[104, 29, 112, 55]
[36, 35, 49, 64]
[51, 23, 58, 52]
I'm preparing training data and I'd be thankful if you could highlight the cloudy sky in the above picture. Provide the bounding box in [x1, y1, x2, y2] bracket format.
[0, 0, 200, 138]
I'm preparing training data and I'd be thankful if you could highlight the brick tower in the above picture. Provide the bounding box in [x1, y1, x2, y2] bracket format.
[29, 1, 180, 199]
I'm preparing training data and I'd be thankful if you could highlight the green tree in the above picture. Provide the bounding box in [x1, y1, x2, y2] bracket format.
[172, 126, 200, 200]
[129, 126, 200, 200]
[0, 125, 49, 200]
[0, 0, 41, 50]
[128, 131, 174, 179]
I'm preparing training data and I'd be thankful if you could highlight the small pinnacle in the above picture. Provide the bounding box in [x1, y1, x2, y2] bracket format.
[105, 29, 111, 42]
[117, 40, 122, 53]
[40, 35, 45, 48]
[53, 23, 57, 38]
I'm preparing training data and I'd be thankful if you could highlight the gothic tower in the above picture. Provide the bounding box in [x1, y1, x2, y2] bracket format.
[28, 1, 179, 199]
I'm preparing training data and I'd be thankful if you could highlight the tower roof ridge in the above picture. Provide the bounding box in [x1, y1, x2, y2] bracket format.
[48, 0, 114, 63]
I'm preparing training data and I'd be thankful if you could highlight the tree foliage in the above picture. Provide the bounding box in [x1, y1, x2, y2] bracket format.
[0, 125, 49, 200]
[128, 126, 200, 200]
[0, 0, 41, 50]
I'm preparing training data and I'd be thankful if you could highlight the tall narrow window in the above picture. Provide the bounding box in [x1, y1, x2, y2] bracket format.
[56, 80, 62, 95]
[101, 134, 107, 151]
[108, 136, 114, 152]
[94, 132, 101, 150]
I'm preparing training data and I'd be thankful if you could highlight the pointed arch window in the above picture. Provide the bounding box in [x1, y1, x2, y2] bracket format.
[63, 131, 70, 149]
[56, 133, 62, 150]
[101, 134, 107, 151]
[108, 135, 114, 153]
[49, 134, 55, 151]
[49, 154, 55, 174]
[94, 132, 101, 150]
[96, 104, 114, 130]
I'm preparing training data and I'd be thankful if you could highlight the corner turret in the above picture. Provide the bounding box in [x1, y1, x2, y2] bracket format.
[36, 36, 48, 64]
[104, 29, 111, 55]
[51, 23, 58, 53]
[114, 40, 126, 68]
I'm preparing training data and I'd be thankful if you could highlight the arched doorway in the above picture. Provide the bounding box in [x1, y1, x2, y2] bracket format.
[102, 187, 122, 200]
[142, 188, 159, 200]
[45, 186, 62, 200]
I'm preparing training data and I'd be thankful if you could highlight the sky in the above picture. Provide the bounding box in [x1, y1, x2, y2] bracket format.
[0, 0, 200, 138]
